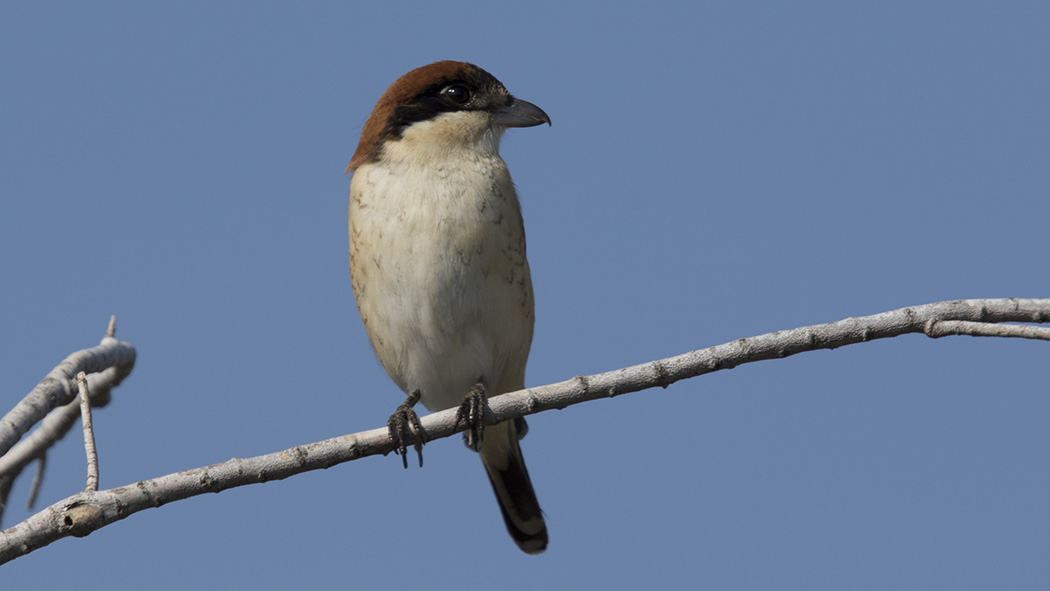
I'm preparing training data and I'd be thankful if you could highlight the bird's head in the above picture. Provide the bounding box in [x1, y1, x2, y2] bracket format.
[347, 61, 550, 173]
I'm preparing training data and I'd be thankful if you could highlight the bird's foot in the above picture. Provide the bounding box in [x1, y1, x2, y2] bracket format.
[455, 381, 488, 452]
[387, 390, 428, 469]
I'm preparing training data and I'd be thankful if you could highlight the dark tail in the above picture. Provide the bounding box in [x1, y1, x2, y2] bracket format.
[478, 419, 548, 554]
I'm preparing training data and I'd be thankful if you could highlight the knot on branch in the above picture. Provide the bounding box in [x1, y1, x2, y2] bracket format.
[60, 502, 103, 538]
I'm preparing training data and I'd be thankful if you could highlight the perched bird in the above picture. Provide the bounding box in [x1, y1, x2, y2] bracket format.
[346, 61, 551, 554]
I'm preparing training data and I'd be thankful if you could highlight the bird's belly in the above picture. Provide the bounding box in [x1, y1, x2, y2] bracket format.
[349, 165, 533, 411]
[374, 252, 523, 410]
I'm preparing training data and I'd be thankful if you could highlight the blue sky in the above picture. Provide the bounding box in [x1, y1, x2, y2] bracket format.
[2, 1, 1048, 588]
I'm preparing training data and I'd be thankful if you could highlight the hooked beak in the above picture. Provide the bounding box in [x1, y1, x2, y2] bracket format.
[492, 98, 551, 128]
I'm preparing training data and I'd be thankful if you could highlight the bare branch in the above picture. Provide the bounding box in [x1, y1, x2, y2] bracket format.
[0, 368, 124, 497]
[0, 298, 1046, 564]
[0, 334, 136, 457]
[925, 320, 1050, 340]
[0, 319, 135, 523]
[75, 373, 99, 493]
[26, 455, 45, 510]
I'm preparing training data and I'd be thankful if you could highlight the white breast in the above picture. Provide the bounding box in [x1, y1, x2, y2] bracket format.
[348, 154, 534, 411]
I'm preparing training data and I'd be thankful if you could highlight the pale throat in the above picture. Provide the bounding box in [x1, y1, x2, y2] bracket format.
[382, 112, 505, 166]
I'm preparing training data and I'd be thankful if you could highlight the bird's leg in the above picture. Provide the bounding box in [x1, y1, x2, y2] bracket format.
[387, 389, 428, 469]
[455, 380, 488, 452]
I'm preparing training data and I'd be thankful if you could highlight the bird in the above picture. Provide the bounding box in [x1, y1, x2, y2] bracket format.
[346, 61, 551, 554]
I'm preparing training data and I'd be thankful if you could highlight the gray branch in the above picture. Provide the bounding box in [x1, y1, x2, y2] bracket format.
[75, 373, 99, 493]
[0, 318, 136, 523]
[0, 330, 136, 457]
[1, 298, 1047, 564]
[0, 367, 125, 480]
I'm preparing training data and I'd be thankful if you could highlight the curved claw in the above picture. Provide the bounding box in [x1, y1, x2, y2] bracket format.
[387, 390, 428, 468]
[454, 382, 488, 452]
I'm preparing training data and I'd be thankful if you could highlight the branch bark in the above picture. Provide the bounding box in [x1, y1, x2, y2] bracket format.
[0, 366, 127, 509]
[75, 373, 99, 493]
[1, 298, 1046, 564]
[0, 332, 136, 457]
[0, 319, 135, 523]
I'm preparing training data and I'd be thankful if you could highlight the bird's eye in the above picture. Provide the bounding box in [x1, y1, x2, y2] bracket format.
[442, 85, 471, 105]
